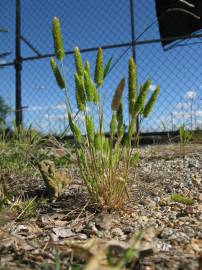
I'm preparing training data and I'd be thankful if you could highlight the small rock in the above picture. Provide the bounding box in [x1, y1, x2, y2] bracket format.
[168, 212, 177, 220]
[198, 204, 202, 211]
[111, 227, 124, 238]
[188, 160, 199, 168]
[122, 226, 134, 235]
[138, 216, 148, 226]
[51, 227, 75, 240]
[197, 193, 202, 203]
[74, 233, 87, 240]
[160, 228, 190, 243]
[185, 206, 196, 215]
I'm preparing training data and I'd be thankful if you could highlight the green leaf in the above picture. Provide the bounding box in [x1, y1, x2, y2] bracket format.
[130, 151, 139, 166]
[85, 115, 95, 144]
[103, 57, 112, 78]
[116, 103, 124, 142]
[84, 71, 94, 102]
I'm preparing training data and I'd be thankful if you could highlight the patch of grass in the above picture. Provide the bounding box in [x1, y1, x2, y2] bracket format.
[170, 193, 196, 205]
[10, 196, 37, 219]
[179, 125, 192, 148]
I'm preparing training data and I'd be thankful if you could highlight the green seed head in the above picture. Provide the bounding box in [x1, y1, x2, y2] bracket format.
[143, 86, 160, 118]
[85, 61, 90, 76]
[84, 71, 94, 102]
[74, 47, 84, 76]
[94, 47, 104, 87]
[52, 17, 65, 61]
[92, 83, 100, 104]
[74, 73, 86, 111]
[133, 79, 151, 115]
[111, 78, 125, 111]
[50, 57, 66, 89]
[68, 112, 82, 143]
[128, 57, 136, 115]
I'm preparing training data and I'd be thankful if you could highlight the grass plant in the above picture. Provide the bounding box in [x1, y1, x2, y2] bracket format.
[171, 193, 196, 205]
[50, 17, 160, 209]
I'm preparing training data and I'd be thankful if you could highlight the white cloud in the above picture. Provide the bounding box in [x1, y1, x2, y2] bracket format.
[50, 103, 66, 110]
[195, 110, 202, 117]
[0, 59, 6, 65]
[149, 84, 157, 92]
[44, 114, 68, 120]
[37, 85, 45, 91]
[176, 102, 190, 110]
[172, 110, 202, 119]
[196, 120, 202, 125]
[185, 90, 197, 99]
[29, 105, 44, 111]
[172, 111, 190, 119]
[28, 103, 67, 112]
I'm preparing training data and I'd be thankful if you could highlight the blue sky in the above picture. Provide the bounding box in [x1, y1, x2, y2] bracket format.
[0, 0, 202, 134]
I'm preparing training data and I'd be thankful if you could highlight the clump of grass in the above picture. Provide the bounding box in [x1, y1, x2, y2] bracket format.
[50, 17, 160, 209]
[179, 125, 192, 152]
[10, 196, 37, 219]
[170, 193, 196, 205]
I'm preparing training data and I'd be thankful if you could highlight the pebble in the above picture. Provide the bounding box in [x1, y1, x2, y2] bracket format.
[111, 227, 125, 238]
[161, 228, 190, 243]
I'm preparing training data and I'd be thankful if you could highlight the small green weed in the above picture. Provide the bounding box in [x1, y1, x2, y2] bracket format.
[179, 125, 192, 146]
[107, 231, 143, 269]
[10, 196, 37, 219]
[170, 193, 196, 205]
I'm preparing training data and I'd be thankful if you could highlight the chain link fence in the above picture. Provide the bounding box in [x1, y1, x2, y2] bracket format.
[0, 0, 202, 135]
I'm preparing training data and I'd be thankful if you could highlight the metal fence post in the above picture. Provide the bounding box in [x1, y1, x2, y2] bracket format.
[15, 0, 23, 127]
[129, 0, 139, 132]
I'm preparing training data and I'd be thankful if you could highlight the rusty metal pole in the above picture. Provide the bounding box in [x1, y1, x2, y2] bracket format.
[15, 0, 23, 127]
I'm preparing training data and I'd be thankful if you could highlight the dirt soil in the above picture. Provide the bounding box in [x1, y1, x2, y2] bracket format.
[0, 143, 201, 270]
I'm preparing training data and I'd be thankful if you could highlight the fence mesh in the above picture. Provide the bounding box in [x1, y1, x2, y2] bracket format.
[0, 0, 202, 135]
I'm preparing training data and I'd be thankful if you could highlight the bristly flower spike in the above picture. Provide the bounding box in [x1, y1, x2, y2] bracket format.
[94, 48, 104, 87]
[143, 86, 160, 118]
[112, 78, 125, 111]
[128, 57, 136, 115]
[50, 57, 66, 89]
[52, 17, 65, 61]
[74, 47, 84, 76]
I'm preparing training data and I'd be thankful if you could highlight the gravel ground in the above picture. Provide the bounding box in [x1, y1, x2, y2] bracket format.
[0, 143, 201, 269]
